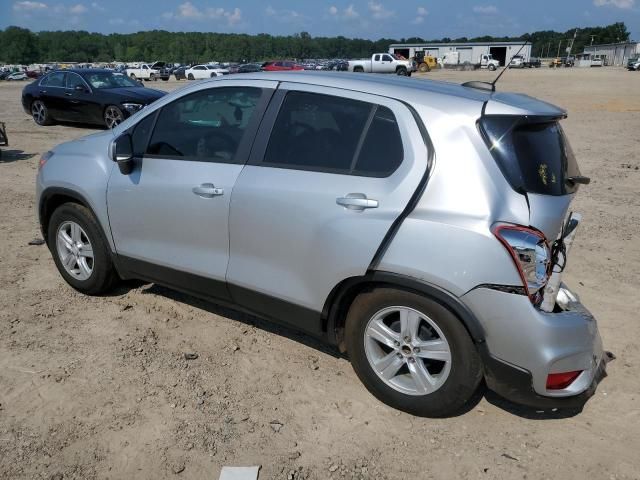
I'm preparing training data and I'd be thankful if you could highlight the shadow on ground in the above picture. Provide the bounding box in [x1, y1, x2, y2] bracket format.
[110, 280, 585, 420]
[0, 149, 37, 163]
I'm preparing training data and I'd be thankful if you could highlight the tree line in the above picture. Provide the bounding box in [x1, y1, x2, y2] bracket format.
[0, 22, 630, 65]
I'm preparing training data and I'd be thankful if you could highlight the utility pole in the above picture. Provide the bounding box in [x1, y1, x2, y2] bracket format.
[557, 40, 563, 58]
[590, 35, 595, 46]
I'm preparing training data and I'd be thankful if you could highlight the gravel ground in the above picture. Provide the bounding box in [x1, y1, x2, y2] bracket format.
[1, 67, 639, 480]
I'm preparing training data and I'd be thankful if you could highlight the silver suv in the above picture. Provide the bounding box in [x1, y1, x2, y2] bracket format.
[36, 72, 605, 417]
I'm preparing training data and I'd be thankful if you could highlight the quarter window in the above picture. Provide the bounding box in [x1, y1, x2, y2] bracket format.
[131, 112, 157, 158]
[262, 91, 404, 177]
[146, 87, 263, 163]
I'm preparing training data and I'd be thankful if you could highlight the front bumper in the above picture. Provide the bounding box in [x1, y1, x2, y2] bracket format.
[462, 284, 605, 409]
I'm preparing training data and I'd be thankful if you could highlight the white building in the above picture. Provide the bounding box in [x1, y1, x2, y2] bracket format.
[582, 42, 639, 66]
[388, 41, 532, 66]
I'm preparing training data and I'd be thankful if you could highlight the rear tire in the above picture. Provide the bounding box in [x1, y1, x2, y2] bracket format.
[345, 288, 482, 417]
[418, 63, 430, 73]
[188, 73, 194, 80]
[48, 203, 118, 295]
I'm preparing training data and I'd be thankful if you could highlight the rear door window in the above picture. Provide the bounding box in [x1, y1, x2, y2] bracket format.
[480, 116, 581, 195]
[262, 91, 403, 177]
[43, 72, 66, 87]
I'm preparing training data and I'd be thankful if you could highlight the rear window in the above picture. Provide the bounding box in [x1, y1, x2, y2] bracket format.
[479, 116, 581, 196]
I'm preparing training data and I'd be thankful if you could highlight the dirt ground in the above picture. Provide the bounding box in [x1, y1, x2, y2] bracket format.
[1, 67, 639, 480]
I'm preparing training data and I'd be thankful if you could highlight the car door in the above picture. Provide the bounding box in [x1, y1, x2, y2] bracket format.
[382, 54, 396, 73]
[39, 72, 70, 120]
[226, 84, 429, 332]
[64, 72, 102, 124]
[107, 80, 277, 300]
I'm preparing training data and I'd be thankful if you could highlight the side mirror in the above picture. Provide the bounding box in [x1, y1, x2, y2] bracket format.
[113, 133, 134, 175]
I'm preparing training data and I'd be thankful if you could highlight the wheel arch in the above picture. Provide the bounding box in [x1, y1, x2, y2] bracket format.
[323, 271, 486, 352]
[39, 187, 109, 250]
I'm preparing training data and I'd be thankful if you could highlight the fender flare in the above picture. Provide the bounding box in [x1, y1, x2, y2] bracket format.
[324, 271, 486, 350]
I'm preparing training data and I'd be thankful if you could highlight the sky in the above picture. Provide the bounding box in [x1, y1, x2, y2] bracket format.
[2, 0, 639, 40]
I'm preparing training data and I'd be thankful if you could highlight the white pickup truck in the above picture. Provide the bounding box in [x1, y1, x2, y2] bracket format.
[126, 63, 161, 81]
[348, 53, 415, 76]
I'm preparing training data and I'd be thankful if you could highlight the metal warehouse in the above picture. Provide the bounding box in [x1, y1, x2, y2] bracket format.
[388, 41, 531, 66]
[582, 42, 639, 66]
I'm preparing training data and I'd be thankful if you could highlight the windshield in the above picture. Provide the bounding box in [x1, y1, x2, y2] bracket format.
[83, 72, 140, 89]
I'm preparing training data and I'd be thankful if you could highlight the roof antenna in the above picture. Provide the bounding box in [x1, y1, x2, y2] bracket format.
[462, 41, 530, 93]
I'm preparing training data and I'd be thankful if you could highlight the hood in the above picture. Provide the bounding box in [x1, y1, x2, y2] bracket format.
[102, 87, 166, 104]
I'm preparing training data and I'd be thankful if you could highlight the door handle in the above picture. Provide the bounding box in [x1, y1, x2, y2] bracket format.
[192, 183, 224, 198]
[336, 193, 378, 211]
[65, 92, 73, 96]
[39, 90, 47, 94]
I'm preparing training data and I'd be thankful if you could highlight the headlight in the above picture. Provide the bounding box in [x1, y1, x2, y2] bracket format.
[122, 103, 143, 112]
[493, 224, 551, 304]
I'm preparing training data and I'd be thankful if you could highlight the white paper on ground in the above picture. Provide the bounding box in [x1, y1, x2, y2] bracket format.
[218, 466, 260, 480]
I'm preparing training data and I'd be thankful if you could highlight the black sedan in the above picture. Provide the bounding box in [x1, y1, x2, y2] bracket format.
[237, 63, 263, 73]
[22, 69, 166, 129]
[173, 66, 187, 81]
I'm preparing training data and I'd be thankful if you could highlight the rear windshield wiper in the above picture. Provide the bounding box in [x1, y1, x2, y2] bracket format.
[565, 175, 591, 186]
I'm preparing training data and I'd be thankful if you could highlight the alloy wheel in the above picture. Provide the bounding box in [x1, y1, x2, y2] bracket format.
[364, 306, 452, 396]
[104, 106, 124, 129]
[31, 101, 46, 125]
[55, 221, 94, 281]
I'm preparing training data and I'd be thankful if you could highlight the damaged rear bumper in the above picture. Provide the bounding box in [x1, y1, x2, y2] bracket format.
[463, 284, 606, 410]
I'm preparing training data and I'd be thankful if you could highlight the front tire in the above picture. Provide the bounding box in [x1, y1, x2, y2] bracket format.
[104, 105, 124, 129]
[31, 100, 53, 126]
[489, 64, 496, 71]
[48, 203, 118, 295]
[396, 67, 408, 76]
[345, 288, 482, 417]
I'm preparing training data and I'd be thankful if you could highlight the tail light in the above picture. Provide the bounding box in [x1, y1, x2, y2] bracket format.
[546, 371, 582, 390]
[493, 225, 551, 304]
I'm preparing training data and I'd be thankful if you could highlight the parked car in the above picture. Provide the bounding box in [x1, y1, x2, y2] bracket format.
[349, 53, 415, 75]
[35, 72, 606, 417]
[237, 63, 263, 73]
[126, 63, 161, 81]
[185, 64, 230, 80]
[590, 57, 603, 67]
[148, 62, 172, 81]
[627, 56, 640, 71]
[173, 66, 188, 80]
[6, 71, 28, 81]
[262, 61, 304, 71]
[26, 70, 43, 79]
[525, 57, 542, 68]
[509, 55, 525, 68]
[22, 69, 165, 129]
[0, 71, 10, 81]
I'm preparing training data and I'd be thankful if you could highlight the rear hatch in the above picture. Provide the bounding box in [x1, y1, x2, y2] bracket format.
[480, 94, 584, 241]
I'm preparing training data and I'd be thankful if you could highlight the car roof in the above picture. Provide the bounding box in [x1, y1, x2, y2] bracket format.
[208, 71, 565, 117]
[49, 68, 114, 75]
